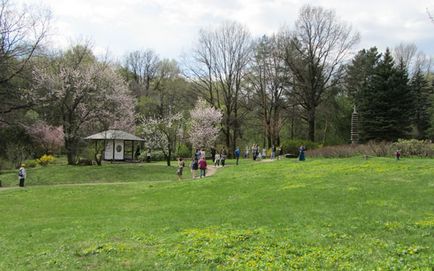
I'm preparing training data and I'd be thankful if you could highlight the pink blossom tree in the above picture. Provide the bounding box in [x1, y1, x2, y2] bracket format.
[188, 98, 223, 149]
[26, 121, 64, 154]
[32, 44, 135, 164]
[139, 112, 183, 166]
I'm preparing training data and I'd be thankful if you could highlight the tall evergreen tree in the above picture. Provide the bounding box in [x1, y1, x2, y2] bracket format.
[410, 70, 432, 139]
[359, 49, 414, 141]
[344, 47, 381, 105]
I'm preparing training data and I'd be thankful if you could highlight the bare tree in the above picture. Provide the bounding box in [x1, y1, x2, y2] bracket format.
[183, 29, 219, 107]
[185, 21, 252, 152]
[394, 42, 432, 76]
[123, 49, 159, 97]
[247, 35, 288, 147]
[280, 5, 359, 142]
[393, 43, 417, 68]
[152, 59, 182, 116]
[0, 0, 50, 119]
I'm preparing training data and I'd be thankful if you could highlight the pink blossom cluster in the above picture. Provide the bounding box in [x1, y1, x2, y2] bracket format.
[26, 121, 64, 153]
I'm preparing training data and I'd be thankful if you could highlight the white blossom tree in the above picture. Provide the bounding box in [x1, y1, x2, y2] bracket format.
[188, 98, 223, 150]
[32, 44, 135, 164]
[139, 112, 183, 166]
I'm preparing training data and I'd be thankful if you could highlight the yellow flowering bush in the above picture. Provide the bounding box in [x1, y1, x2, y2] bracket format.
[37, 154, 55, 166]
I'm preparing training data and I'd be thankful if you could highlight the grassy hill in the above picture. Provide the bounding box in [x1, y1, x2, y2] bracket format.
[0, 158, 433, 270]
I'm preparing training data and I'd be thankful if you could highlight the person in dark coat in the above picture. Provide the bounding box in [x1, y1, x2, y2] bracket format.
[298, 145, 306, 161]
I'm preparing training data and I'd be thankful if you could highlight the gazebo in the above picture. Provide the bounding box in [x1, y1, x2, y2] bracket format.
[85, 130, 145, 161]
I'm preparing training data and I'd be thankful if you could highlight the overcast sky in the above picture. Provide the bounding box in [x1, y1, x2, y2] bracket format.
[19, 0, 434, 61]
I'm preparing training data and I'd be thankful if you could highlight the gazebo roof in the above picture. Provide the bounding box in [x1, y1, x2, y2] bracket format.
[85, 130, 145, 141]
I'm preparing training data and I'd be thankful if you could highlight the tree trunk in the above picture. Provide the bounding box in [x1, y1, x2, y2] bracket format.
[266, 121, 272, 148]
[65, 139, 78, 165]
[307, 107, 316, 142]
[322, 119, 328, 145]
[95, 153, 102, 166]
[225, 126, 231, 151]
[166, 145, 171, 166]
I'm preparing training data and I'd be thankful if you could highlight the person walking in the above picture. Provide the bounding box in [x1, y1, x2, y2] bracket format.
[18, 164, 26, 187]
[214, 152, 221, 167]
[271, 145, 276, 160]
[198, 157, 207, 178]
[253, 144, 258, 161]
[277, 145, 282, 160]
[200, 148, 206, 159]
[190, 156, 198, 179]
[146, 149, 151, 163]
[176, 157, 185, 180]
[244, 146, 249, 159]
[234, 147, 241, 165]
[211, 147, 216, 163]
[395, 149, 401, 160]
[220, 147, 227, 167]
[298, 145, 306, 161]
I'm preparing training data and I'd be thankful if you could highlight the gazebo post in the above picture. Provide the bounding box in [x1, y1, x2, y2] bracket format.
[112, 139, 115, 163]
[132, 141, 135, 160]
[103, 139, 106, 160]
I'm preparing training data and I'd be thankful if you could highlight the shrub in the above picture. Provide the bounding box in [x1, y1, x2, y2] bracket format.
[36, 154, 55, 166]
[77, 158, 93, 166]
[308, 145, 361, 158]
[138, 150, 166, 161]
[176, 144, 191, 158]
[366, 141, 392, 157]
[24, 159, 38, 168]
[307, 142, 393, 158]
[0, 159, 14, 171]
[391, 139, 434, 157]
[279, 139, 320, 154]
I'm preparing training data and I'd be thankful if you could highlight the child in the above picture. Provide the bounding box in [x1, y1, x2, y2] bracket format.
[18, 164, 26, 187]
[198, 157, 207, 178]
[190, 156, 198, 179]
[395, 149, 401, 160]
[176, 158, 185, 180]
[214, 152, 221, 167]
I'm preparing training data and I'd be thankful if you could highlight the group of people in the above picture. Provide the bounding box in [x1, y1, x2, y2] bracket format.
[176, 147, 237, 180]
[247, 144, 284, 161]
[211, 147, 229, 167]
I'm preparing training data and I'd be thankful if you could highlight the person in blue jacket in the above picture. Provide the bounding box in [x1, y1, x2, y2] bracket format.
[234, 147, 241, 165]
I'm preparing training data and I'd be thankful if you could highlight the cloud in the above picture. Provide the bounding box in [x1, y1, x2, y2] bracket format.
[16, 0, 434, 60]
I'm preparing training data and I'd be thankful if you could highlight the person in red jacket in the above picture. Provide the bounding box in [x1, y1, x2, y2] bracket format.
[198, 157, 207, 178]
[395, 149, 401, 160]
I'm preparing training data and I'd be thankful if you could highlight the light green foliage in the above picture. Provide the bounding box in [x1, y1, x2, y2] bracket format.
[0, 158, 433, 270]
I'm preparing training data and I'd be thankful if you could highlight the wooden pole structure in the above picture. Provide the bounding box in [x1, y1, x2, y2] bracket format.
[351, 105, 359, 144]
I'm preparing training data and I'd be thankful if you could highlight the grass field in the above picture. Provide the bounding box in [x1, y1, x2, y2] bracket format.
[0, 157, 433, 270]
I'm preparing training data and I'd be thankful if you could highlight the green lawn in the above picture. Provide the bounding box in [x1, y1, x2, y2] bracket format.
[0, 158, 433, 270]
